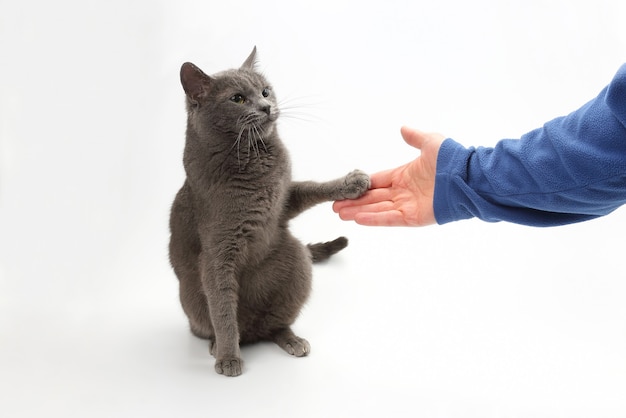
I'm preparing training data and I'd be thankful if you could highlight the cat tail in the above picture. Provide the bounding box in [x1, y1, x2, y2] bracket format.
[307, 237, 348, 263]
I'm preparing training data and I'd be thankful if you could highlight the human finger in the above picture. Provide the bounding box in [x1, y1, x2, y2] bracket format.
[332, 188, 393, 212]
[336, 200, 396, 221]
[354, 210, 408, 227]
[400, 126, 428, 150]
[368, 168, 396, 189]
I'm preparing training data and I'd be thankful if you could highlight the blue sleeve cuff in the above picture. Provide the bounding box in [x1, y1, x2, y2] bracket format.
[433, 139, 475, 225]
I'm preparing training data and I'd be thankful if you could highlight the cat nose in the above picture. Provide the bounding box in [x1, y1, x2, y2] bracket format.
[260, 105, 271, 115]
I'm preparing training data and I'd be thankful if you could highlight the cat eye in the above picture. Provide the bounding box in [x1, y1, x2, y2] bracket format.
[262, 88, 270, 98]
[230, 94, 246, 104]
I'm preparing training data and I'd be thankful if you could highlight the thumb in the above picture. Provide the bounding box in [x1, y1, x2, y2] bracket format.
[400, 126, 428, 150]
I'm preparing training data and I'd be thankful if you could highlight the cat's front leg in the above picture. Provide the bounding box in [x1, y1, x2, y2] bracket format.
[208, 335, 242, 376]
[284, 170, 370, 219]
[209, 299, 243, 377]
[200, 251, 243, 377]
[209, 287, 243, 376]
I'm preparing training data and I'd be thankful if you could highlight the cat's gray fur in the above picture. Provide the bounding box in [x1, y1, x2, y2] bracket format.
[168, 47, 370, 377]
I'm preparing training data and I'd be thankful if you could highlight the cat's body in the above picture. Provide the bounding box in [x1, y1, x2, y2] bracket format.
[168, 48, 370, 376]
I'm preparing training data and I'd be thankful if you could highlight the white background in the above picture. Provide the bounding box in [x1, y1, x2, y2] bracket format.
[1, 1, 626, 417]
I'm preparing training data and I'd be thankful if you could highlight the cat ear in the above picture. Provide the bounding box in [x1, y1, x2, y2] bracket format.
[180, 62, 213, 103]
[241, 46, 257, 70]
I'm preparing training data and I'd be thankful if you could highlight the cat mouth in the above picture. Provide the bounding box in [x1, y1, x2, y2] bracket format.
[262, 107, 279, 123]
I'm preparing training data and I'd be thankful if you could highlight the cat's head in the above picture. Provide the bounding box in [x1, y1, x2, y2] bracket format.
[180, 47, 279, 141]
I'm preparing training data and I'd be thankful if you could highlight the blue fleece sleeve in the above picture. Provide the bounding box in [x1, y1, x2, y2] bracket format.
[434, 64, 626, 227]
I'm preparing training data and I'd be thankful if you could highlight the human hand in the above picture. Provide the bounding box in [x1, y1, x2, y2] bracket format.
[332, 126, 445, 226]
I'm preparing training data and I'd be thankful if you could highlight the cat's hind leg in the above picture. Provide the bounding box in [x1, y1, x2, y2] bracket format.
[271, 327, 311, 357]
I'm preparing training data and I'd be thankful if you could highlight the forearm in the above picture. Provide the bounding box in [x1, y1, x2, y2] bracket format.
[434, 64, 626, 227]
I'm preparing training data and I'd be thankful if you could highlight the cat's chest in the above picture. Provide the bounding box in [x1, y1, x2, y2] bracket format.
[190, 146, 290, 220]
[204, 171, 288, 217]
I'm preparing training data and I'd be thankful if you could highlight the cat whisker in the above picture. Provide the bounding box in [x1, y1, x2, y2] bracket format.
[249, 127, 257, 159]
[278, 94, 324, 109]
[234, 111, 273, 165]
[279, 112, 322, 124]
[277, 106, 323, 125]
[248, 126, 256, 157]
[252, 123, 268, 155]
[245, 126, 251, 158]
[258, 134, 268, 154]
[253, 127, 263, 158]
[278, 96, 324, 121]
[231, 124, 251, 170]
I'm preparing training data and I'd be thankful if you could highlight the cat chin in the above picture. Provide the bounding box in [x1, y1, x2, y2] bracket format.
[259, 118, 278, 132]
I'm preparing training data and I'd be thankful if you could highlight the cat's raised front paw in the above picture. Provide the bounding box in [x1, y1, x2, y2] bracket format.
[340, 169, 370, 199]
[215, 357, 243, 377]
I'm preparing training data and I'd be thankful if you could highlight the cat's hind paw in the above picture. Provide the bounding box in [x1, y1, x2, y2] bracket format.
[283, 337, 310, 357]
[340, 169, 371, 199]
[272, 328, 311, 357]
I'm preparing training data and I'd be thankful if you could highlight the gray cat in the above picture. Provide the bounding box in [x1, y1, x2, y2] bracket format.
[168, 47, 370, 377]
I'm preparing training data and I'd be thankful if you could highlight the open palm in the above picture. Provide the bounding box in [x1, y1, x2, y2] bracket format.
[333, 127, 445, 227]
